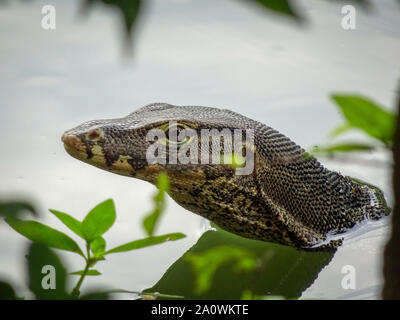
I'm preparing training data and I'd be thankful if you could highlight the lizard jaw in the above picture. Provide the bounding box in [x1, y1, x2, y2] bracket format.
[62, 132, 107, 169]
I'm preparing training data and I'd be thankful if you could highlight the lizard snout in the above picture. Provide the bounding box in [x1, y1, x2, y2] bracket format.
[62, 132, 85, 153]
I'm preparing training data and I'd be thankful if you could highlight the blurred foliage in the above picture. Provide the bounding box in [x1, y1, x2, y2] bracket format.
[0, 0, 383, 48]
[0, 281, 22, 300]
[78, 0, 378, 45]
[0, 201, 37, 219]
[241, 290, 285, 300]
[331, 95, 395, 147]
[312, 94, 396, 156]
[147, 226, 335, 299]
[82, 0, 142, 38]
[143, 172, 169, 236]
[246, 0, 303, 21]
[27, 243, 70, 299]
[2, 174, 186, 299]
[1, 243, 106, 300]
[185, 245, 258, 294]
[312, 143, 374, 156]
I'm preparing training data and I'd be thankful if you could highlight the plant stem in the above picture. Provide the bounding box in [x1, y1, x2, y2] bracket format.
[72, 243, 91, 297]
[72, 262, 89, 297]
[106, 289, 184, 299]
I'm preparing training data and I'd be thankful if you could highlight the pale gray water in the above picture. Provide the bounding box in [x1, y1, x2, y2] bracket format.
[0, 0, 399, 299]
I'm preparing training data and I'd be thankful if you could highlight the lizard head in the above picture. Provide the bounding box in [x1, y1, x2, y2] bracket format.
[62, 103, 255, 187]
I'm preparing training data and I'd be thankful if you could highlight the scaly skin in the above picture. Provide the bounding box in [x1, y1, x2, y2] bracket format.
[62, 103, 390, 249]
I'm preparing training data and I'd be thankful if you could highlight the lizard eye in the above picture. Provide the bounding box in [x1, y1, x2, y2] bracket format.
[164, 123, 193, 145]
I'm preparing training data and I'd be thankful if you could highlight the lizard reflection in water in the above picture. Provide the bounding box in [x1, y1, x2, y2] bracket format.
[61, 103, 390, 249]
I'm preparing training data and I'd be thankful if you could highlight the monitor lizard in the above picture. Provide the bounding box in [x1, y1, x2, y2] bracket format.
[61, 103, 390, 249]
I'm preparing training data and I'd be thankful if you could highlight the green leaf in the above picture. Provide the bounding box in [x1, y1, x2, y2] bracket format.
[49, 209, 84, 238]
[249, 0, 303, 21]
[82, 199, 116, 241]
[5, 217, 84, 256]
[105, 232, 185, 255]
[331, 94, 396, 146]
[0, 280, 22, 300]
[311, 143, 374, 155]
[71, 269, 102, 276]
[0, 201, 37, 219]
[90, 237, 106, 257]
[329, 123, 353, 139]
[26, 243, 71, 299]
[143, 173, 169, 236]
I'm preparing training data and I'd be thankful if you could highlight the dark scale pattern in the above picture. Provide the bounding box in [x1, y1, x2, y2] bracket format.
[62, 103, 391, 249]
